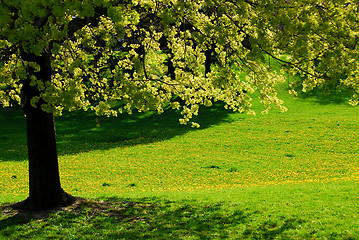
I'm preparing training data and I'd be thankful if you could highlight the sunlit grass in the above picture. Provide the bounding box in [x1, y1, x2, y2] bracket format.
[2, 101, 358, 202]
[54, 112, 359, 199]
[1, 82, 359, 238]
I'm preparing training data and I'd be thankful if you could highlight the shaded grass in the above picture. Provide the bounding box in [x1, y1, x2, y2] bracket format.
[0, 102, 232, 162]
[55, 103, 232, 157]
[0, 198, 249, 239]
[0, 107, 27, 161]
[1, 181, 358, 239]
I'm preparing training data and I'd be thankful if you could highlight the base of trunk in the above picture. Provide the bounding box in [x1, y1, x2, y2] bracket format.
[11, 190, 76, 211]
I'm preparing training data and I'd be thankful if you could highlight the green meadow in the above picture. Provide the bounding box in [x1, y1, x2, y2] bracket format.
[1, 82, 359, 239]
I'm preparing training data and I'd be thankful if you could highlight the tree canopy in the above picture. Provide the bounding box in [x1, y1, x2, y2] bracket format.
[1, 0, 359, 210]
[1, 0, 357, 125]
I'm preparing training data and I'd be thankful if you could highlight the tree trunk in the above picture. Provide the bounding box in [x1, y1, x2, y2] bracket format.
[205, 48, 212, 76]
[17, 48, 75, 211]
[25, 107, 75, 210]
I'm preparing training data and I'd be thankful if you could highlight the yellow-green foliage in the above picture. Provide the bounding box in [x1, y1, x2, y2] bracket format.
[1, 1, 359, 124]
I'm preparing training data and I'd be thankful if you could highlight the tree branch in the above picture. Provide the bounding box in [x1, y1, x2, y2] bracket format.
[66, 7, 107, 38]
[258, 45, 325, 80]
[1, 10, 51, 63]
[0, 44, 19, 62]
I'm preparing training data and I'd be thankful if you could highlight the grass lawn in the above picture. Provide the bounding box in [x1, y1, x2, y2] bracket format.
[1, 82, 359, 239]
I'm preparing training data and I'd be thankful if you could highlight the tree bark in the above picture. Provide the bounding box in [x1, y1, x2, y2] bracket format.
[205, 48, 213, 76]
[25, 107, 75, 210]
[18, 49, 75, 211]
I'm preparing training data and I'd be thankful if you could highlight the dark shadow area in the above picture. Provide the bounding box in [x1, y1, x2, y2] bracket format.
[267, 55, 353, 106]
[0, 204, 36, 232]
[290, 77, 353, 105]
[0, 103, 234, 161]
[242, 217, 305, 240]
[0, 197, 304, 239]
[0, 107, 28, 161]
[0, 214, 34, 233]
[297, 88, 352, 105]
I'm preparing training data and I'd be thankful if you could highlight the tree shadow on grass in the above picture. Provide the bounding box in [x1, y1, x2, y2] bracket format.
[0, 103, 235, 162]
[289, 77, 353, 105]
[296, 88, 352, 105]
[0, 107, 28, 161]
[0, 197, 304, 239]
[0, 207, 33, 232]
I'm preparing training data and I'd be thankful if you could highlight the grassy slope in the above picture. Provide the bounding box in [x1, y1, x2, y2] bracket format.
[1, 81, 359, 239]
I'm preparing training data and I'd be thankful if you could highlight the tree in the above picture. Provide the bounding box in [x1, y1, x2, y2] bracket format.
[1, 0, 358, 210]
